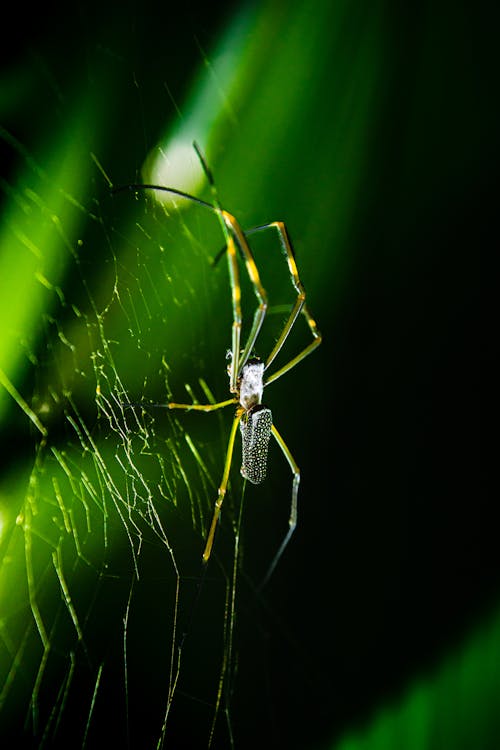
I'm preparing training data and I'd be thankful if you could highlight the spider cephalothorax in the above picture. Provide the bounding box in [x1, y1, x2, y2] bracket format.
[237, 357, 264, 409]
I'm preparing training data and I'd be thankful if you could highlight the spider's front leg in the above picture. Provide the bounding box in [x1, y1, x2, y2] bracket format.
[221, 212, 268, 383]
[167, 398, 237, 412]
[243, 220, 322, 385]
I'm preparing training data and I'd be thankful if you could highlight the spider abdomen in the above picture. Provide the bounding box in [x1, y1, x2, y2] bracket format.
[240, 404, 273, 485]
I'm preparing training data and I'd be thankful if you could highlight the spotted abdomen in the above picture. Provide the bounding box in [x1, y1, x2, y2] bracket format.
[240, 405, 273, 485]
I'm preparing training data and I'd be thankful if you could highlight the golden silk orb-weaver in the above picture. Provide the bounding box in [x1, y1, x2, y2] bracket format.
[115, 144, 321, 585]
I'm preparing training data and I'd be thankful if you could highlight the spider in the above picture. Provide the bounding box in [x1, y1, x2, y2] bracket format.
[116, 144, 321, 584]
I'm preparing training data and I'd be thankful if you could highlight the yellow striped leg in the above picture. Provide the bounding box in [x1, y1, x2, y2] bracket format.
[222, 210, 268, 377]
[265, 304, 321, 386]
[203, 410, 243, 563]
[222, 230, 243, 393]
[242, 220, 321, 384]
[167, 398, 237, 412]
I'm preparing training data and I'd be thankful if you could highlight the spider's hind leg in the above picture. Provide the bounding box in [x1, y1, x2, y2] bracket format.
[259, 423, 300, 589]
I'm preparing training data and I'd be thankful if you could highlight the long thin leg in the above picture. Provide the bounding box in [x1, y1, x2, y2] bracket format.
[260, 423, 300, 588]
[244, 221, 322, 384]
[222, 229, 243, 393]
[166, 394, 241, 561]
[264, 304, 321, 386]
[114, 175, 247, 394]
[203, 411, 243, 563]
[191, 144, 268, 391]
[200, 208, 268, 394]
[222, 211, 268, 379]
[167, 398, 237, 412]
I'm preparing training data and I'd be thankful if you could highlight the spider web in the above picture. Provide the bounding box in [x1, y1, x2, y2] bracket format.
[0, 152, 261, 748]
[0, 12, 320, 745]
[0, 11, 297, 750]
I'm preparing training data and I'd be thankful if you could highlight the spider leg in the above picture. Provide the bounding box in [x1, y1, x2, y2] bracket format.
[245, 221, 322, 385]
[220, 228, 243, 393]
[195, 147, 269, 385]
[203, 410, 243, 563]
[221, 211, 268, 382]
[189, 144, 248, 392]
[260, 423, 300, 588]
[166, 395, 241, 561]
[167, 398, 237, 412]
[264, 303, 321, 386]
